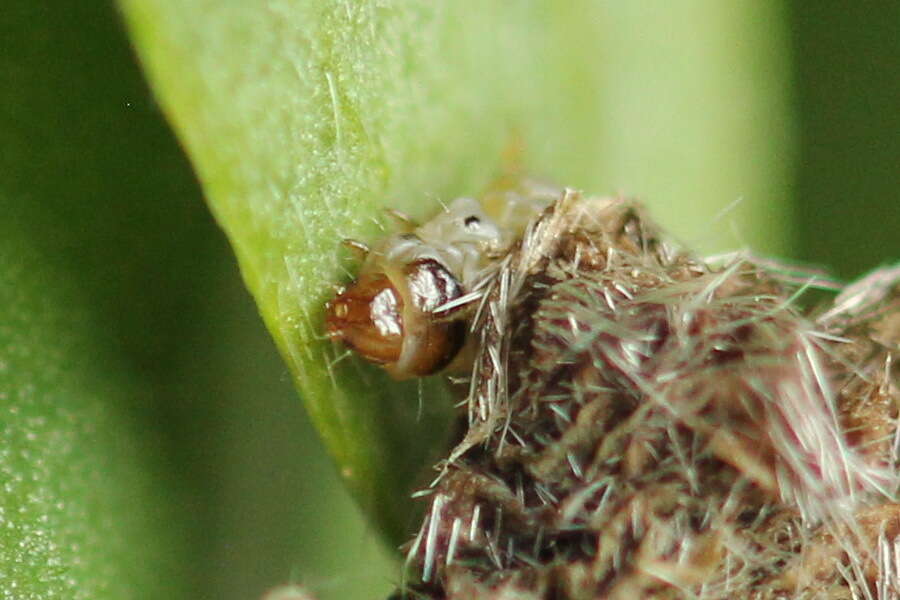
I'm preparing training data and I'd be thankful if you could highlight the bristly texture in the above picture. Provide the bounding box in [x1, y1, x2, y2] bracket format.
[399, 192, 900, 599]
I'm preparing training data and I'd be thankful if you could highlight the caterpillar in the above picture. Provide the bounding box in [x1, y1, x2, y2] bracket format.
[324, 179, 558, 379]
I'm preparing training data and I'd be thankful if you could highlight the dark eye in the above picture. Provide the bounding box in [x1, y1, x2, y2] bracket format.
[464, 215, 480, 229]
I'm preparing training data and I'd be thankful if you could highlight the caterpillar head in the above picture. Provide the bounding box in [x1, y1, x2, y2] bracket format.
[325, 253, 467, 380]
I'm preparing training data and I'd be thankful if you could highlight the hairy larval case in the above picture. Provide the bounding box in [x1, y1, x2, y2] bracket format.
[330, 185, 900, 599]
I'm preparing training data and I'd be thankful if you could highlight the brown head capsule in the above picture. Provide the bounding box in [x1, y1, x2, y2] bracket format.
[325, 270, 405, 366]
[325, 256, 466, 380]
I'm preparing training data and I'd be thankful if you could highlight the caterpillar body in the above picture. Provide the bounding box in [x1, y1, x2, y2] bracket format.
[325, 179, 558, 379]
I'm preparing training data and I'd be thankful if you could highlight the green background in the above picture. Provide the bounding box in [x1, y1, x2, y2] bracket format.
[1, 2, 896, 600]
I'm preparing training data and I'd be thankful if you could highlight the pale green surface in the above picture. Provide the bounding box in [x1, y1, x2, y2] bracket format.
[119, 0, 793, 543]
[0, 226, 186, 600]
[593, 3, 795, 255]
[195, 266, 397, 600]
[1, 4, 194, 595]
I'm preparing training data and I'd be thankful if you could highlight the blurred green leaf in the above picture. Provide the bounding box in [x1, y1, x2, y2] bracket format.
[0, 3, 205, 597]
[119, 0, 794, 544]
[0, 226, 188, 598]
[790, 3, 900, 278]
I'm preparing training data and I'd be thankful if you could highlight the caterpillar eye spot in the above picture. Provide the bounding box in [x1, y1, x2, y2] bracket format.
[332, 302, 348, 319]
[464, 215, 481, 229]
